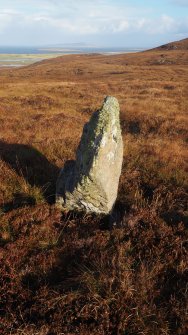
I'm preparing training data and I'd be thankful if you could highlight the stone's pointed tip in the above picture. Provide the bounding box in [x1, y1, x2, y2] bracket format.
[104, 96, 115, 101]
[103, 96, 119, 110]
[104, 95, 116, 99]
[104, 96, 118, 103]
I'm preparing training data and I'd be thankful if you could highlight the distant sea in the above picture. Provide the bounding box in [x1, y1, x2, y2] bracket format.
[0, 46, 145, 54]
[0, 46, 145, 67]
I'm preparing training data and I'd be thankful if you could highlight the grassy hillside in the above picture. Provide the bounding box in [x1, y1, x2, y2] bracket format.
[154, 37, 188, 50]
[0, 45, 187, 335]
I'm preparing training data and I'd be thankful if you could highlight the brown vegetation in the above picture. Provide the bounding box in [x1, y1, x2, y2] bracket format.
[154, 37, 188, 51]
[0, 43, 188, 335]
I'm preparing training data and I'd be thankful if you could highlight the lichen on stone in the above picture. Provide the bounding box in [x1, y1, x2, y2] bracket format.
[56, 96, 123, 214]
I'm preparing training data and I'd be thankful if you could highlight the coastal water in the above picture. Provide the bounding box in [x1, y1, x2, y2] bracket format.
[0, 46, 145, 67]
[0, 46, 144, 54]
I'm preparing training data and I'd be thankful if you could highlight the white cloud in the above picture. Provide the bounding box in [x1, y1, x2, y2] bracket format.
[113, 21, 130, 33]
[0, 0, 187, 46]
[147, 15, 177, 34]
[0, 8, 187, 38]
[0, 1, 140, 36]
[0, 14, 12, 33]
[0, 9, 21, 33]
[148, 15, 188, 35]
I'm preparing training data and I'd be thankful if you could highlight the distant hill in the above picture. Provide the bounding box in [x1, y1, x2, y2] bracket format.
[154, 37, 188, 50]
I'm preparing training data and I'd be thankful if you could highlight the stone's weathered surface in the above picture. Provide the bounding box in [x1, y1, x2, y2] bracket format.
[56, 96, 123, 214]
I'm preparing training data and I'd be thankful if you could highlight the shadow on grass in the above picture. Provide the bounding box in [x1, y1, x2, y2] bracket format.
[1, 192, 37, 213]
[0, 140, 60, 208]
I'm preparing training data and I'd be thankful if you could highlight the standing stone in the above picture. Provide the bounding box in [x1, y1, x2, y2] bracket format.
[56, 96, 123, 214]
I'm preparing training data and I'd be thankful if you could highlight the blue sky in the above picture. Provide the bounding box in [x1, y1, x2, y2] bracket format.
[0, 0, 187, 47]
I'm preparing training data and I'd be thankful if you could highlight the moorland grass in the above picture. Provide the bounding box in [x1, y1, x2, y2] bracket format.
[0, 46, 187, 335]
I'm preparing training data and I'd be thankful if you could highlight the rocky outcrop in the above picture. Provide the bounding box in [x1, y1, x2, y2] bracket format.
[56, 96, 123, 214]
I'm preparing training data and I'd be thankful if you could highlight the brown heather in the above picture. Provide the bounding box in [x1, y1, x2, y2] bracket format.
[0, 40, 188, 335]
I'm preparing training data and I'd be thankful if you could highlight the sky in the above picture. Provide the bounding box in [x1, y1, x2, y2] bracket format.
[0, 0, 187, 48]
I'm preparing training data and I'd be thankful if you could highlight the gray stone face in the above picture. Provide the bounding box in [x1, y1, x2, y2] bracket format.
[56, 96, 123, 214]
